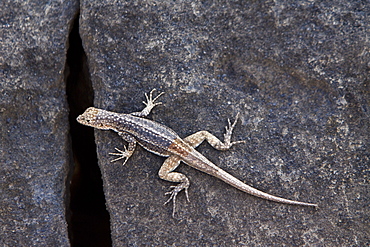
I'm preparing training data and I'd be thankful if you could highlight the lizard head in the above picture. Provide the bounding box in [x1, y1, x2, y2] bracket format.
[77, 107, 111, 130]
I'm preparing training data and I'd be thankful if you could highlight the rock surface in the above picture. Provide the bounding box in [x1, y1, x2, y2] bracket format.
[79, 0, 369, 246]
[0, 0, 78, 246]
[1, 0, 369, 246]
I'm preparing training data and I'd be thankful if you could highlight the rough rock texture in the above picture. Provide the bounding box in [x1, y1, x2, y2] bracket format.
[79, 0, 369, 246]
[0, 1, 79, 246]
[2, 0, 367, 246]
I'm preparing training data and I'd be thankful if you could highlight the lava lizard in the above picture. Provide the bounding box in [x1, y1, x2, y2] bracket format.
[77, 89, 318, 216]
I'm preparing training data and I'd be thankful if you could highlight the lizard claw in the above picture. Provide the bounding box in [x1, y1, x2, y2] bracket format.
[224, 112, 246, 147]
[133, 88, 165, 117]
[109, 147, 132, 165]
[164, 182, 190, 217]
[143, 88, 164, 108]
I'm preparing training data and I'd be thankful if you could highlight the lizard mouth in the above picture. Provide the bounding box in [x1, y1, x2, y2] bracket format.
[76, 115, 85, 123]
[76, 115, 91, 125]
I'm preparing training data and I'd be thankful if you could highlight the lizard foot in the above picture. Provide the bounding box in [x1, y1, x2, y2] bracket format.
[164, 180, 190, 217]
[130, 89, 165, 117]
[223, 112, 246, 148]
[109, 147, 132, 165]
[142, 89, 164, 114]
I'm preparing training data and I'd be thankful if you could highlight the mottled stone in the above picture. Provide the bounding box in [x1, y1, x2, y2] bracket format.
[0, 0, 79, 246]
[79, 0, 368, 246]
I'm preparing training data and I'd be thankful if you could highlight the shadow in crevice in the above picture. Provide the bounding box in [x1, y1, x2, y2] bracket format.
[66, 13, 112, 247]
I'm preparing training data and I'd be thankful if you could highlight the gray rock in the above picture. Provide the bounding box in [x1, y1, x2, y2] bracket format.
[80, 0, 369, 246]
[0, 0, 79, 246]
[1, 0, 368, 246]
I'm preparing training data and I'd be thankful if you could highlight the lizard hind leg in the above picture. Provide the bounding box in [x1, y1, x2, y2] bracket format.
[159, 155, 190, 217]
[183, 113, 245, 150]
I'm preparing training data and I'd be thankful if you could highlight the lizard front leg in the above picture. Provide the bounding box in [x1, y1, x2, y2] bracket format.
[184, 112, 245, 150]
[109, 132, 137, 165]
[131, 89, 164, 117]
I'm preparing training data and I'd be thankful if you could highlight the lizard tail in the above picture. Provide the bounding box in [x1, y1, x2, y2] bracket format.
[185, 153, 318, 207]
[215, 167, 318, 207]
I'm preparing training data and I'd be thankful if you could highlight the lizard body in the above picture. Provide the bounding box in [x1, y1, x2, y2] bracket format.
[77, 89, 318, 216]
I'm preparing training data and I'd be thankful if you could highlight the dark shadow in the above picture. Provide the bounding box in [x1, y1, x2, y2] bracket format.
[66, 13, 112, 247]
